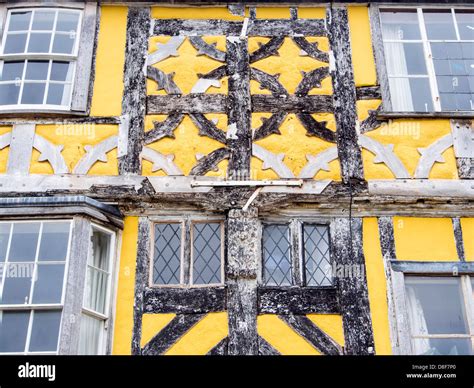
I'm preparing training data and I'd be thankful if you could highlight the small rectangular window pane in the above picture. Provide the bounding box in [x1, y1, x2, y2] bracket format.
[0, 84, 20, 105]
[1, 263, 33, 304]
[153, 223, 181, 285]
[8, 12, 31, 32]
[410, 78, 434, 112]
[413, 338, 472, 356]
[52, 33, 75, 54]
[27, 33, 52, 53]
[50, 61, 73, 82]
[424, 10, 457, 40]
[0, 223, 11, 262]
[192, 223, 222, 285]
[405, 277, 468, 336]
[21, 82, 46, 104]
[38, 222, 70, 261]
[9, 223, 40, 262]
[455, 10, 474, 40]
[46, 83, 70, 106]
[28, 310, 61, 352]
[56, 12, 80, 32]
[389, 77, 433, 112]
[0, 61, 25, 81]
[384, 43, 427, 76]
[78, 314, 103, 355]
[431, 42, 463, 60]
[32, 264, 65, 304]
[381, 10, 421, 40]
[303, 225, 331, 286]
[0, 311, 30, 352]
[25, 61, 49, 81]
[4, 33, 27, 54]
[32, 11, 55, 31]
[262, 224, 291, 286]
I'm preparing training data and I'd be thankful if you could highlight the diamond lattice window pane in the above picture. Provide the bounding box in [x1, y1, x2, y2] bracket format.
[303, 224, 332, 286]
[192, 223, 222, 285]
[262, 224, 291, 286]
[153, 223, 182, 285]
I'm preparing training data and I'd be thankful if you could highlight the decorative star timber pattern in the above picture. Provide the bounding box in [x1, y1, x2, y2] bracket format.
[145, 12, 342, 179]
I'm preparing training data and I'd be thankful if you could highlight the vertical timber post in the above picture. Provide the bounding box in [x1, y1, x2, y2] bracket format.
[119, 7, 150, 175]
[226, 208, 259, 355]
[226, 35, 252, 180]
[327, 5, 364, 184]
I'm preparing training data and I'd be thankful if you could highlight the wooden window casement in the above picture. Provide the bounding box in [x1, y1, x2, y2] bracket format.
[0, 1, 98, 115]
[150, 216, 225, 288]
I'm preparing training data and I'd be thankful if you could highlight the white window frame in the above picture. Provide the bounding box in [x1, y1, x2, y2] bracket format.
[0, 219, 73, 355]
[149, 216, 226, 288]
[371, 5, 474, 113]
[79, 223, 117, 355]
[0, 7, 83, 111]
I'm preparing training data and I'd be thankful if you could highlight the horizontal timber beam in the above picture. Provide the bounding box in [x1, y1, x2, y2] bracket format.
[391, 261, 474, 275]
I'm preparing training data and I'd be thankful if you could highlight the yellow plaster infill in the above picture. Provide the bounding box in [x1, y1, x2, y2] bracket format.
[255, 7, 291, 19]
[151, 7, 248, 20]
[112, 217, 139, 355]
[297, 8, 326, 19]
[29, 125, 118, 175]
[393, 217, 459, 262]
[148, 37, 228, 95]
[143, 115, 227, 177]
[348, 6, 377, 87]
[257, 315, 321, 355]
[306, 314, 345, 347]
[361, 117, 458, 180]
[164, 312, 228, 355]
[252, 113, 340, 180]
[90, 6, 127, 117]
[0, 126, 11, 174]
[362, 218, 392, 355]
[250, 37, 331, 95]
[140, 314, 176, 348]
[460, 218, 474, 262]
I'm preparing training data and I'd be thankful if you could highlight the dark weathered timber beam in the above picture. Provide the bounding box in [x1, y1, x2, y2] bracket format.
[356, 86, 382, 100]
[143, 287, 226, 313]
[189, 113, 227, 144]
[252, 95, 333, 113]
[142, 314, 205, 355]
[189, 147, 230, 176]
[132, 217, 151, 355]
[292, 36, 329, 63]
[253, 112, 287, 141]
[258, 336, 280, 355]
[295, 67, 330, 95]
[144, 113, 184, 145]
[250, 68, 288, 97]
[119, 7, 150, 175]
[152, 18, 326, 37]
[453, 217, 466, 262]
[258, 287, 340, 314]
[207, 337, 228, 355]
[147, 95, 227, 114]
[297, 112, 336, 143]
[227, 36, 252, 179]
[377, 216, 396, 261]
[279, 314, 343, 355]
[327, 6, 364, 183]
[390, 261, 474, 274]
[331, 217, 374, 355]
[249, 36, 285, 63]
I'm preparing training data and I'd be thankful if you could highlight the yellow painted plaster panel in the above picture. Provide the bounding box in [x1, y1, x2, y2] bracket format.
[362, 118, 458, 180]
[460, 218, 474, 262]
[0, 126, 11, 174]
[306, 314, 345, 347]
[255, 7, 291, 19]
[90, 6, 127, 117]
[141, 314, 176, 348]
[252, 113, 340, 180]
[348, 6, 377, 87]
[30, 125, 118, 175]
[393, 217, 459, 262]
[148, 37, 228, 95]
[151, 7, 248, 20]
[363, 217, 392, 355]
[143, 115, 227, 177]
[112, 217, 139, 355]
[250, 37, 330, 95]
[297, 8, 326, 19]
[257, 315, 321, 355]
[165, 312, 228, 355]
